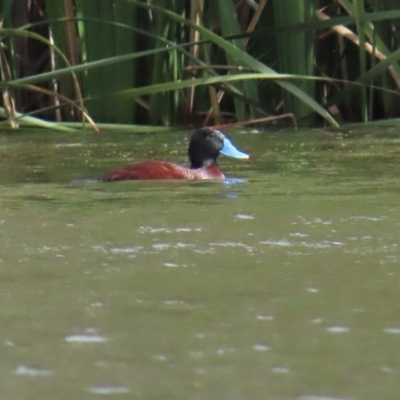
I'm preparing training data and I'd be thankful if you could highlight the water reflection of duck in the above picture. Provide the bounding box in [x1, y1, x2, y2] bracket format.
[101, 128, 249, 181]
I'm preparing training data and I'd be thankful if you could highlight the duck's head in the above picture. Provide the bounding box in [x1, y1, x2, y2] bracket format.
[188, 128, 249, 169]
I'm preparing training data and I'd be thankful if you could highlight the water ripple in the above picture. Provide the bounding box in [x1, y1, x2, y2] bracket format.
[14, 365, 52, 377]
[65, 331, 108, 343]
[88, 386, 130, 395]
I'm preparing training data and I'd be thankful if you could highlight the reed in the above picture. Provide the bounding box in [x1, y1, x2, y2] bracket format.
[1, 0, 400, 129]
[273, 0, 316, 125]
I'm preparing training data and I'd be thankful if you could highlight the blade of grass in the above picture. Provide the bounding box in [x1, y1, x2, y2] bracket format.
[45, 0, 82, 118]
[273, 0, 316, 125]
[0, 37, 18, 127]
[83, 72, 325, 103]
[0, 107, 75, 130]
[114, 0, 136, 123]
[217, 0, 253, 121]
[353, 0, 368, 121]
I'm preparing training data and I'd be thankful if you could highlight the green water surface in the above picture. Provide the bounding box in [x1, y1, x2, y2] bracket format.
[0, 127, 400, 399]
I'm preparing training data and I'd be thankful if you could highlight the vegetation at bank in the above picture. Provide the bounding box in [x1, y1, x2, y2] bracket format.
[1, 0, 400, 130]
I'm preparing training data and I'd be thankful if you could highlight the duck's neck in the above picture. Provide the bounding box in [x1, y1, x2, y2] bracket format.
[190, 159, 217, 169]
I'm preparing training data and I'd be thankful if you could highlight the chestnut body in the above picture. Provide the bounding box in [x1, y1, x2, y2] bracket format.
[101, 161, 225, 181]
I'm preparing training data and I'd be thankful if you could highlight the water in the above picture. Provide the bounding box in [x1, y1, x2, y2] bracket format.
[1, 127, 400, 399]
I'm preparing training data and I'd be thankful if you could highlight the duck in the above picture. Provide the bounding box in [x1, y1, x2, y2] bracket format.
[101, 127, 249, 181]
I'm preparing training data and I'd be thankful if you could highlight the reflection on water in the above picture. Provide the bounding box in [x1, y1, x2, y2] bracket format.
[15, 365, 52, 377]
[1, 128, 400, 399]
[65, 332, 108, 343]
[222, 177, 248, 186]
[88, 386, 130, 395]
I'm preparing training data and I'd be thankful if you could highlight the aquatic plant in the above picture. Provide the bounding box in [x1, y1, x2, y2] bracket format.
[0, 1, 400, 129]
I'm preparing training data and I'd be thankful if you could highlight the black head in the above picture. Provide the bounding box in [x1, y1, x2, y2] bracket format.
[188, 128, 225, 169]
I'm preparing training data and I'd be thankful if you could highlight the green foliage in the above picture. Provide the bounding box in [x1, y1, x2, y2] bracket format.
[273, 0, 316, 125]
[1, 1, 400, 129]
